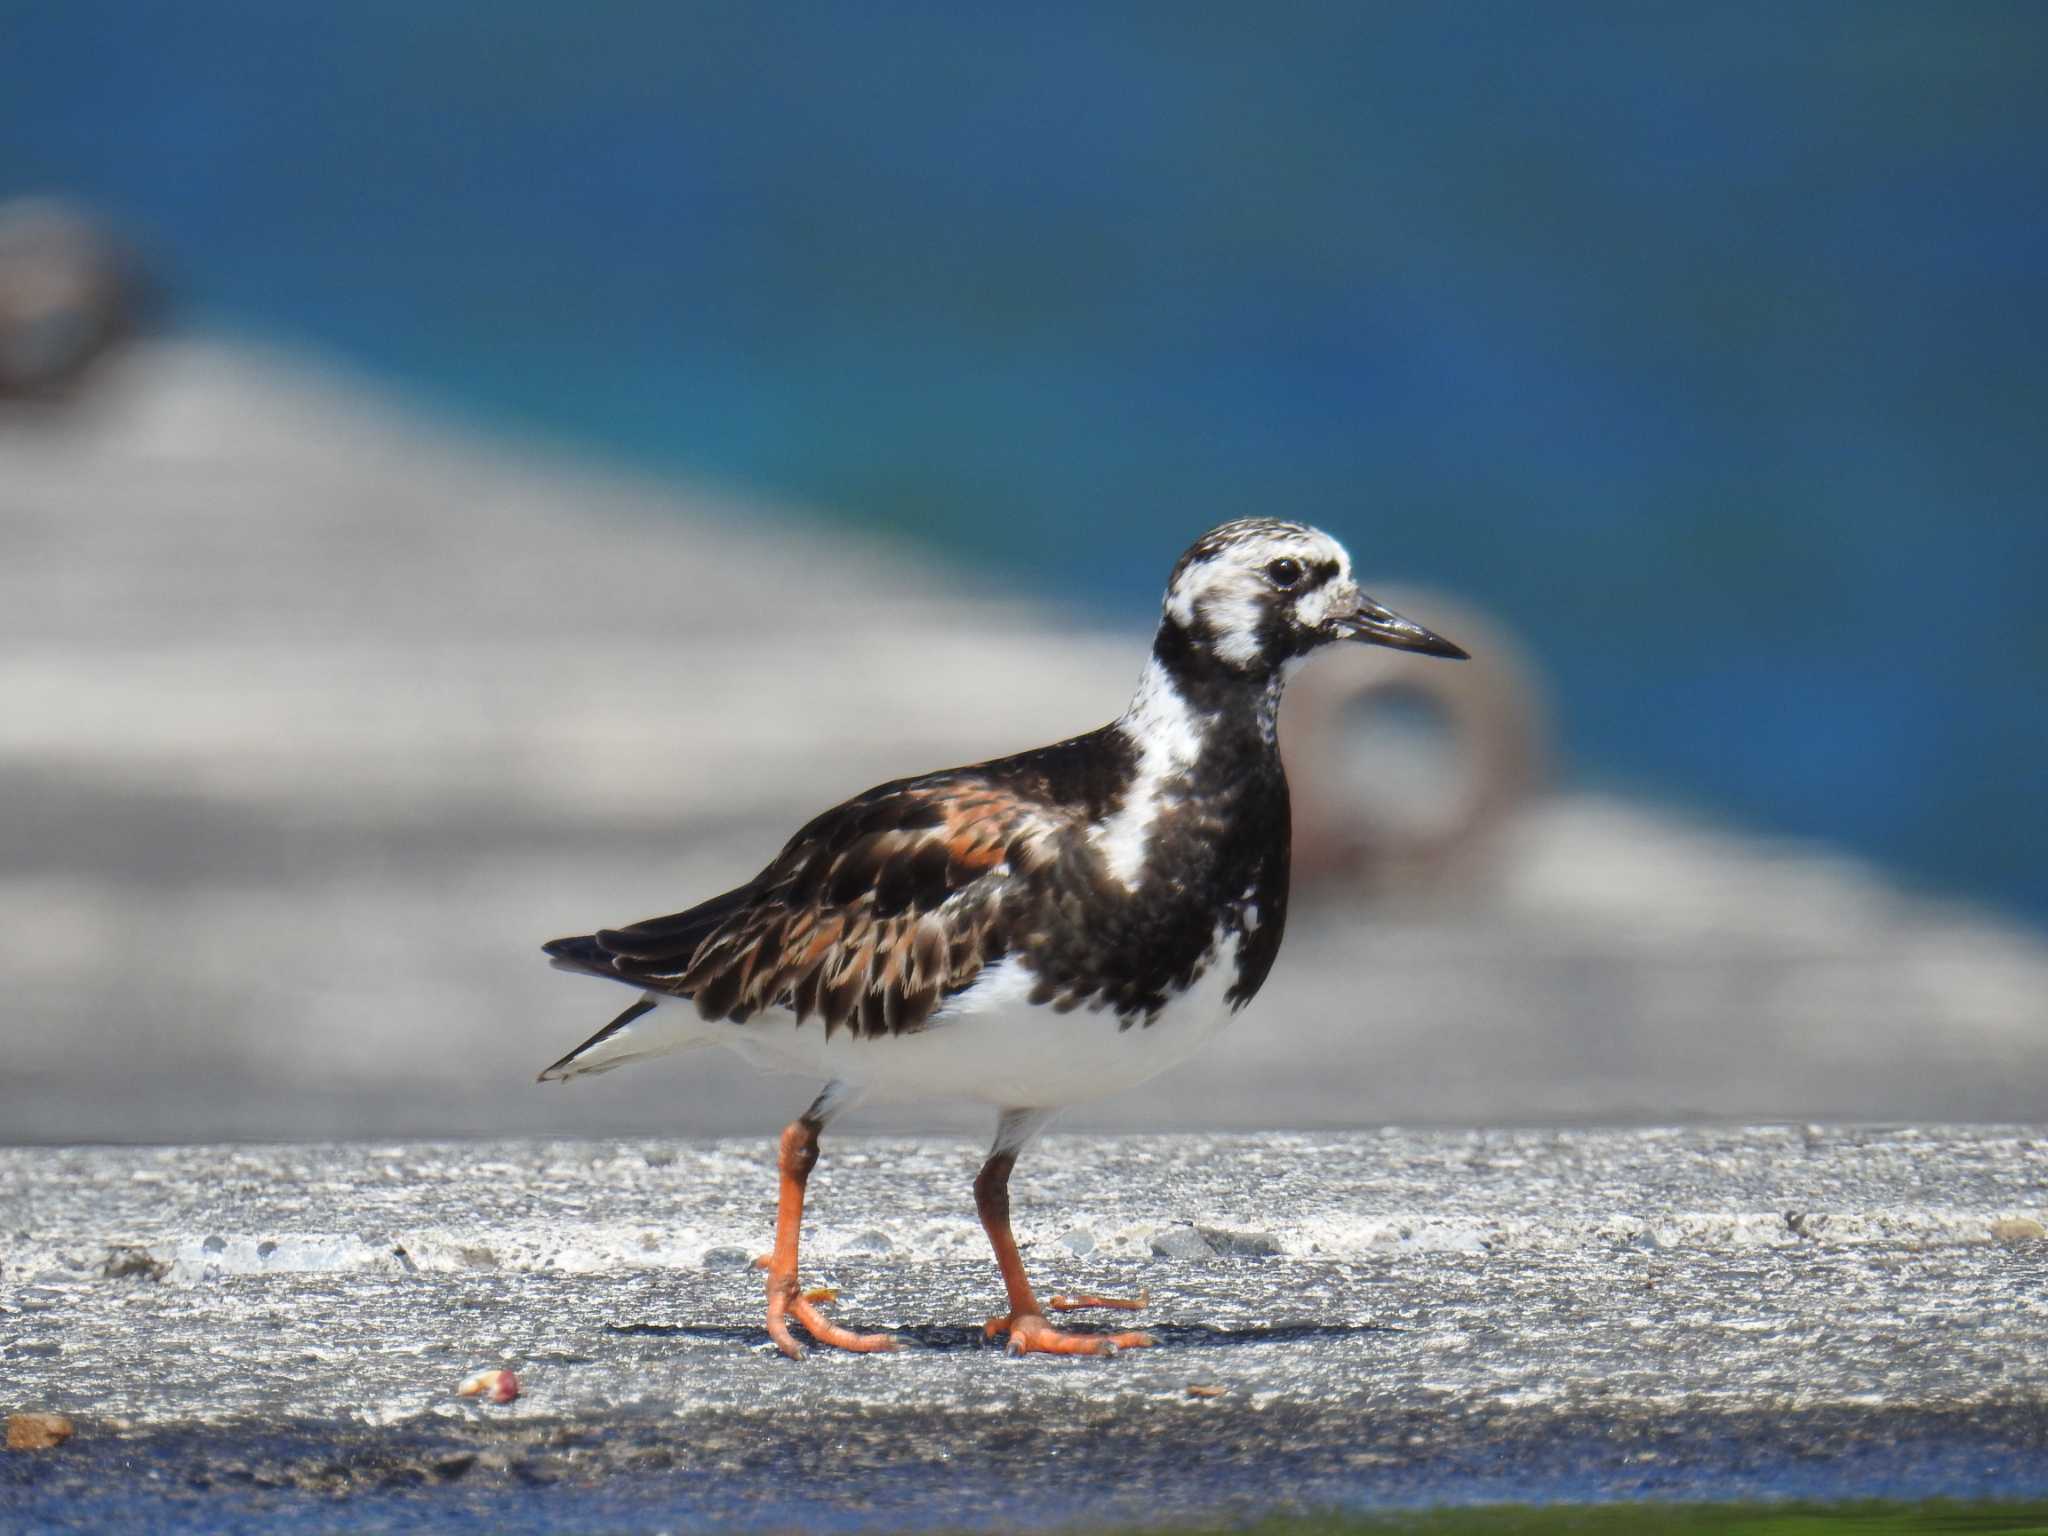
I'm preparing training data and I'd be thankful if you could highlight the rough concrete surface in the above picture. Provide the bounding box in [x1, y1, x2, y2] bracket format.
[4, 1127, 2047, 1529]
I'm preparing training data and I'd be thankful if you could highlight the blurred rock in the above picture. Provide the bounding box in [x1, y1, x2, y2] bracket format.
[0, 200, 138, 400]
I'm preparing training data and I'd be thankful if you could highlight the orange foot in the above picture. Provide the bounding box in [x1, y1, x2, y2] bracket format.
[985, 1310, 1155, 1356]
[765, 1273, 898, 1360]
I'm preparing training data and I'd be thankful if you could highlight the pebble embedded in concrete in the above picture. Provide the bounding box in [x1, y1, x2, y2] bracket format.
[1149, 1225, 1217, 1260]
[6, 1412, 75, 1451]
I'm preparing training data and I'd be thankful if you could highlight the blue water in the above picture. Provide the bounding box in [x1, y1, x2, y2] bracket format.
[5, 3, 2045, 921]
[7, 1403, 2048, 1534]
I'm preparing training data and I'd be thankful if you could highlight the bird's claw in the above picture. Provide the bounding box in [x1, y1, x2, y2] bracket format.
[1047, 1288, 1149, 1313]
[986, 1311, 1154, 1356]
[766, 1272, 897, 1359]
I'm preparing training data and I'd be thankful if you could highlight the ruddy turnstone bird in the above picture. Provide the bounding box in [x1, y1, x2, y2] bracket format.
[541, 518, 1466, 1357]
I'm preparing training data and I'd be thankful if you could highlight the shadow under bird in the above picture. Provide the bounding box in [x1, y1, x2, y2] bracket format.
[542, 518, 1466, 1357]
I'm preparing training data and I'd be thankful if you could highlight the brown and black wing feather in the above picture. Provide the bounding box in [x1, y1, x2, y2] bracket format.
[546, 719, 1291, 1053]
[543, 770, 1073, 1040]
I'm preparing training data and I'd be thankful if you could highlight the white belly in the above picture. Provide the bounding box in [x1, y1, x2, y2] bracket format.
[692, 941, 1245, 1108]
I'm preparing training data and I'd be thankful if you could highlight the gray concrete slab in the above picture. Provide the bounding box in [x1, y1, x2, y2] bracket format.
[4, 1127, 2046, 1527]
[3, 340, 2046, 1149]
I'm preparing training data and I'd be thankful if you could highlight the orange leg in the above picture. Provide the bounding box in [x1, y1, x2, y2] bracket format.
[976, 1148, 1153, 1357]
[763, 1116, 897, 1359]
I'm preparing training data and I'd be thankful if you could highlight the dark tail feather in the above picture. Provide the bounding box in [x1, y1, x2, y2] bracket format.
[544, 887, 750, 982]
[540, 894, 754, 1079]
[542, 933, 614, 973]
[537, 995, 660, 1083]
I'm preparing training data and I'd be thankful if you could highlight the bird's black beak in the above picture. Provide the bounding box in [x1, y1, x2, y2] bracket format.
[1327, 592, 1469, 660]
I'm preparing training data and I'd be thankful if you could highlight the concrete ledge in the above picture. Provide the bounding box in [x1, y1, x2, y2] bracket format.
[8, 1126, 2046, 1425]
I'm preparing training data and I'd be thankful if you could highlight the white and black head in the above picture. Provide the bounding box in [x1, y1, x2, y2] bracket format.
[1155, 518, 1466, 687]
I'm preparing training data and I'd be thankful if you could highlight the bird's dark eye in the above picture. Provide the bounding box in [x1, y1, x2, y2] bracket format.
[1264, 557, 1304, 589]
